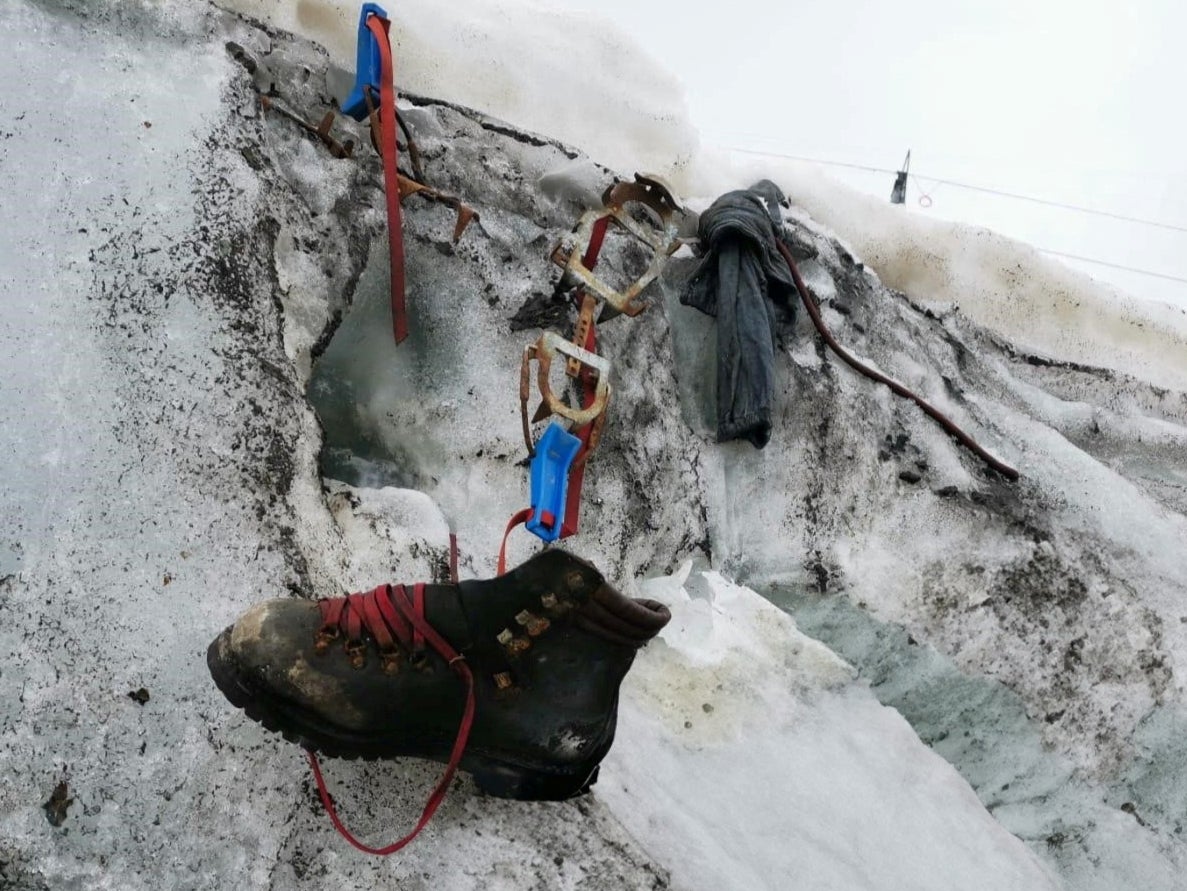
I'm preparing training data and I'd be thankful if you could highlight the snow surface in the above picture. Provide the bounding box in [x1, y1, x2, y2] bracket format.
[222, 0, 697, 177]
[3, 1, 1186, 889]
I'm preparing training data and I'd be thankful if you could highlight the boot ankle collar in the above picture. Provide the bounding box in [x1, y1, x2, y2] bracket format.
[576, 584, 670, 647]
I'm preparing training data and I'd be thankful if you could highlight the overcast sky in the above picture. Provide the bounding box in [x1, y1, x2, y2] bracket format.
[553, 0, 1186, 310]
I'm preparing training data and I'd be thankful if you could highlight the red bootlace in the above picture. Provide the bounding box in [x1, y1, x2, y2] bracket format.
[307, 583, 476, 855]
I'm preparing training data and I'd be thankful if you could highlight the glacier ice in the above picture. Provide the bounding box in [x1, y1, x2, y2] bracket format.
[2, 1, 1186, 889]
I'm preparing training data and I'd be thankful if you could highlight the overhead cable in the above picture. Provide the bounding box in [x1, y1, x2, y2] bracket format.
[724, 146, 1187, 285]
[725, 146, 1187, 234]
[1038, 249, 1187, 285]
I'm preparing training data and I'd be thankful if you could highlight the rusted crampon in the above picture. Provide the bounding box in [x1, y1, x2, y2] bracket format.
[259, 96, 356, 159]
[231, 41, 357, 161]
[510, 174, 681, 546]
[551, 173, 684, 319]
[520, 331, 611, 460]
[259, 88, 477, 244]
[362, 86, 425, 183]
[397, 177, 478, 243]
[358, 88, 477, 242]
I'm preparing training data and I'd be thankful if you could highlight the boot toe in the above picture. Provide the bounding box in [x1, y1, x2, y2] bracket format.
[209, 599, 372, 734]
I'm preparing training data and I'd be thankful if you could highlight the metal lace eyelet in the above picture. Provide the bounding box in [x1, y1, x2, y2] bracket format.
[380, 649, 403, 674]
[506, 636, 532, 655]
[344, 640, 366, 669]
[313, 626, 340, 655]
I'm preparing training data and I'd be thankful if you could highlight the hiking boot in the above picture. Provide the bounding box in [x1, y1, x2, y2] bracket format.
[207, 549, 670, 801]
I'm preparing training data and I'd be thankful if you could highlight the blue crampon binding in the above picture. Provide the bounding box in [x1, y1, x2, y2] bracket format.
[342, 3, 389, 121]
[526, 423, 582, 542]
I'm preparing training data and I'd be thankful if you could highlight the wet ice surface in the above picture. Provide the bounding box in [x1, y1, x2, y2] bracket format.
[3, 1, 1187, 889]
[780, 591, 1187, 890]
[602, 566, 1059, 891]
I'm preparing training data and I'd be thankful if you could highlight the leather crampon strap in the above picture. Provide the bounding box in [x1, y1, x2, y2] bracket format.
[772, 239, 1020, 480]
[306, 583, 475, 855]
[363, 12, 409, 344]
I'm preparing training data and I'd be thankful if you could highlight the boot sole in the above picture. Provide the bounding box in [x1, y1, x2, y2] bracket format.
[206, 628, 602, 801]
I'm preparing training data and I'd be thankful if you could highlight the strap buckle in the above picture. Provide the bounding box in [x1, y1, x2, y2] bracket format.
[525, 423, 583, 542]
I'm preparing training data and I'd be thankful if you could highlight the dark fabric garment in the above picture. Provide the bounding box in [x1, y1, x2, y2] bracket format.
[681, 180, 799, 448]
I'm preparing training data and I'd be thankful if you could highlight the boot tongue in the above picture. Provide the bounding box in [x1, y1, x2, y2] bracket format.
[422, 582, 477, 652]
[575, 585, 671, 648]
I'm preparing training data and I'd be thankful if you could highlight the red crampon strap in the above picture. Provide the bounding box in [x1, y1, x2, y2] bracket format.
[578, 215, 611, 278]
[511, 202, 610, 550]
[497, 508, 534, 575]
[560, 320, 598, 538]
[364, 12, 408, 344]
[558, 215, 610, 538]
[307, 583, 476, 855]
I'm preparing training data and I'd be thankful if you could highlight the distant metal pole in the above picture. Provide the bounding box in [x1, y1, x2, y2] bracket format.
[890, 149, 910, 204]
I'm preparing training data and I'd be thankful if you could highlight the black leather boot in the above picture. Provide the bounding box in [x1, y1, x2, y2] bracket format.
[207, 549, 670, 801]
